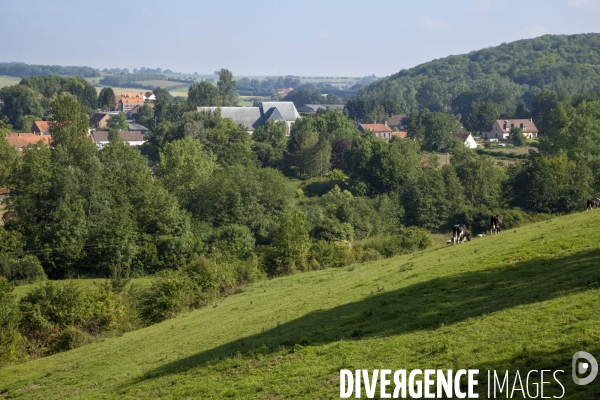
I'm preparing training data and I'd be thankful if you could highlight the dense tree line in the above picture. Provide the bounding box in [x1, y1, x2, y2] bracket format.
[0, 76, 98, 129]
[0, 62, 99, 78]
[353, 34, 600, 131]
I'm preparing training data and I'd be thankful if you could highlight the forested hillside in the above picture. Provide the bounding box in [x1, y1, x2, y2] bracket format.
[0, 62, 99, 78]
[352, 34, 600, 130]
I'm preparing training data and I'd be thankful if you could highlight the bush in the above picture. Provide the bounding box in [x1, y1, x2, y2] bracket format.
[0, 277, 26, 366]
[359, 228, 432, 257]
[309, 240, 354, 269]
[18, 281, 125, 356]
[139, 270, 195, 324]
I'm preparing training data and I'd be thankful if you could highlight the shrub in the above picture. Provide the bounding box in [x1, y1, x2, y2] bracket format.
[138, 270, 195, 324]
[0, 277, 26, 366]
[309, 240, 354, 269]
[18, 281, 125, 356]
[359, 228, 432, 257]
[0, 255, 46, 283]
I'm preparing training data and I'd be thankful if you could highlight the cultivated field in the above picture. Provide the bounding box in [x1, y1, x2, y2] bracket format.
[0, 76, 22, 88]
[1, 210, 599, 398]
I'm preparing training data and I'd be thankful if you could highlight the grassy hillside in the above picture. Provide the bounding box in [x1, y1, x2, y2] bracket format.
[2, 211, 600, 398]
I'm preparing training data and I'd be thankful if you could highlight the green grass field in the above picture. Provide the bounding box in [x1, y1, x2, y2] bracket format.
[0, 76, 22, 88]
[1, 211, 600, 398]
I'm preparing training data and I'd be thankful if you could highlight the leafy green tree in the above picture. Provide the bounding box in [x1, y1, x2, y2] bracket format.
[156, 137, 218, 211]
[195, 165, 291, 231]
[402, 168, 450, 229]
[465, 101, 499, 133]
[187, 82, 220, 108]
[286, 126, 319, 176]
[0, 85, 44, 129]
[421, 111, 462, 151]
[273, 210, 311, 275]
[252, 120, 287, 167]
[153, 87, 173, 102]
[134, 104, 154, 126]
[507, 154, 591, 213]
[98, 87, 117, 111]
[509, 126, 526, 146]
[451, 146, 506, 207]
[106, 112, 129, 131]
[0, 118, 20, 189]
[217, 69, 236, 106]
[0, 277, 25, 365]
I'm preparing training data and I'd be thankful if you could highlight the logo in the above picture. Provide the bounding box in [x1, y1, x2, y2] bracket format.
[572, 351, 598, 386]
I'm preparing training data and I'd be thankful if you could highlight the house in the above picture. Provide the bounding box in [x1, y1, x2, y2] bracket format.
[31, 121, 51, 135]
[143, 92, 156, 101]
[485, 119, 539, 139]
[481, 124, 493, 137]
[450, 132, 478, 149]
[392, 131, 408, 139]
[90, 130, 145, 149]
[359, 123, 394, 140]
[5, 133, 52, 151]
[276, 88, 293, 96]
[197, 102, 300, 136]
[386, 114, 408, 131]
[297, 104, 345, 113]
[90, 113, 112, 129]
[116, 93, 145, 113]
[127, 105, 141, 118]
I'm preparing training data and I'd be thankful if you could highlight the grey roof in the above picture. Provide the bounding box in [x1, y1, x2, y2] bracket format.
[91, 130, 144, 143]
[264, 107, 285, 122]
[197, 107, 264, 131]
[260, 102, 299, 122]
[298, 104, 345, 113]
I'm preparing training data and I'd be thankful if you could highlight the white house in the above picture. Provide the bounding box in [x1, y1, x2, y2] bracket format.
[449, 132, 478, 149]
[484, 119, 539, 139]
[91, 130, 145, 149]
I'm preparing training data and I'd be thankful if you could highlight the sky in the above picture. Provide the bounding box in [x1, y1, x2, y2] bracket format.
[1, 0, 600, 77]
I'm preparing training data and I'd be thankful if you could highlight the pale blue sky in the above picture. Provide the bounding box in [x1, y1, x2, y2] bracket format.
[1, 0, 600, 77]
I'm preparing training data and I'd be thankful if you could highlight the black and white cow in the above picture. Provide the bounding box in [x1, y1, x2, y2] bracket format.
[587, 198, 600, 210]
[452, 224, 471, 244]
[490, 214, 502, 235]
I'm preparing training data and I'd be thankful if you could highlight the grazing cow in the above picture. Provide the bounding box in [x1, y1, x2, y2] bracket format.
[490, 214, 502, 235]
[587, 198, 600, 210]
[452, 224, 471, 244]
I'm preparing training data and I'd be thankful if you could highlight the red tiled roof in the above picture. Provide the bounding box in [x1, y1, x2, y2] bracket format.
[359, 124, 392, 133]
[5, 133, 52, 148]
[31, 121, 50, 133]
[391, 131, 408, 139]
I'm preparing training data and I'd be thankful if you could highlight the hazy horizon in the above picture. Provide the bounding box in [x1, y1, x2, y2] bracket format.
[2, 0, 600, 77]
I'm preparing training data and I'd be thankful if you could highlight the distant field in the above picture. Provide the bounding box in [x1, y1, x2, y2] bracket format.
[132, 80, 187, 88]
[0, 75, 22, 88]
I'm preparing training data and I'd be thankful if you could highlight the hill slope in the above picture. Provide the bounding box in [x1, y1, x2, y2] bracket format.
[360, 33, 600, 118]
[1, 211, 600, 398]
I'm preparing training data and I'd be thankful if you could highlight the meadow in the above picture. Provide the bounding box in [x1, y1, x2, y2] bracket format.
[1, 210, 599, 398]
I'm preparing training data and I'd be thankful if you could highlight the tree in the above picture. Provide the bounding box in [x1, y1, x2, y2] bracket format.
[465, 101, 499, 133]
[0, 85, 44, 129]
[273, 210, 311, 275]
[217, 69, 236, 106]
[509, 126, 526, 146]
[106, 112, 129, 131]
[134, 104, 154, 126]
[421, 112, 462, 151]
[0, 118, 20, 189]
[187, 81, 220, 108]
[156, 137, 217, 211]
[98, 87, 116, 111]
[153, 87, 173, 103]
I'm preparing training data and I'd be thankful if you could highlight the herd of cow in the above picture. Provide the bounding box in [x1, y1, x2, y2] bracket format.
[451, 198, 600, 245]
[449, 214, 502, 245]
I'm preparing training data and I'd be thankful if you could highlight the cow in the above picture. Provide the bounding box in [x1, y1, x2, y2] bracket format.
[490, 214, 502, 235]
[587, 198, 600, 210]
[452, 224, 471, 244]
